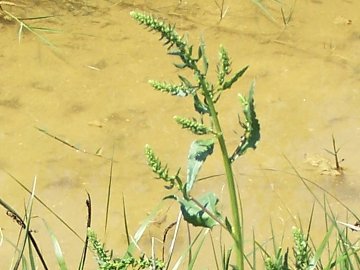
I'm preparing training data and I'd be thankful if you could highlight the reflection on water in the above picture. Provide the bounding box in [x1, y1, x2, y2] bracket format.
[0, 0, 359, 268]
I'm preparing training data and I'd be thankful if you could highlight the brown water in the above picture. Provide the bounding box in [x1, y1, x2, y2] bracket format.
[0, 0, 359, 268]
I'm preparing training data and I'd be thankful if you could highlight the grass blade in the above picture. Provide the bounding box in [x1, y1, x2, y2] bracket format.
[165, 212, 182, 270]
[122, 196, 130, 246]
[18, 15, 59, 21]
[104, 146, 115, 235]
[14, 177, 37, 269]
[43, 220, 68, 270]
[171, 229, 206, 270]
[125, 200, 165, 257]
[187, 229, 208, 270]
[35, 127, 109, 160]
[27, 238, 36, 270]
[308, 223, 334, 270]
[250, 0, 277, 24]
[3, 10, 55, 47]
[3, 169, 83, 241]
[209, 231, 220, 270]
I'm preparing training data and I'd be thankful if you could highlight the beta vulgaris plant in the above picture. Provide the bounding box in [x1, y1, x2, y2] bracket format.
[130, 11, 260, 269]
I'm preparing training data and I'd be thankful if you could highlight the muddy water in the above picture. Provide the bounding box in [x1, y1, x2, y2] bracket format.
[0, 0, 359, 268]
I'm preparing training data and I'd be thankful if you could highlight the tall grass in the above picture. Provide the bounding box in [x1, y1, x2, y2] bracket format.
[0, 178, 51, 269]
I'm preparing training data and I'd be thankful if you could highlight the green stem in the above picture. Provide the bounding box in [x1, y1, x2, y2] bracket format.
[199, 78, 244, 269]
[190, 197, 228, 231]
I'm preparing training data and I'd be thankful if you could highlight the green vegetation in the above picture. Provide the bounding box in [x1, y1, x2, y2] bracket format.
[128, 10, 259, 269]
[88, 229, 165, 270]
[0, 7, 359, 270]
[87, 11, 360, 270]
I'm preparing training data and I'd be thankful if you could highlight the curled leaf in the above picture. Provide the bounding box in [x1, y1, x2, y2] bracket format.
[230, 80, 260, 162]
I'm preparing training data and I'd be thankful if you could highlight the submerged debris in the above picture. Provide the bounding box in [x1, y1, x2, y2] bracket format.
[304, 153, 342, 176]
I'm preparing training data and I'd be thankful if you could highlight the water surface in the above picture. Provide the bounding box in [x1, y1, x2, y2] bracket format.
[0, 0, 359, 268]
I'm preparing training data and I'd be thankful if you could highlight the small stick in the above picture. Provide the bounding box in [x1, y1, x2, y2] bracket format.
[35, 126, 112, 160]
[332, 134, 341, 171]
[330, 134, 344, 172]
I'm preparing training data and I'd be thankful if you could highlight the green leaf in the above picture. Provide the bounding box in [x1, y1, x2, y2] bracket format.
[193, 94, 209, 115]
[185, 139, 214, 194]
[187, 229, 207, 270]
[168, 50, 182, 56]
[225, 217, 233, 233]
[230, 80, 260, 162]
[172, 229, 207, 270]
[174, 62, 188, 69]
[222, 248, 233, 270]
[199, 39, 208, 75]
[222, 65, 249, 90]
[308, 224, 334, 270]
[43, 220, 68, 270]
[178, 75, 195, 89]
[179, 192, 221, 228]
[188, 45, 193, 57]
[197, 44, 203, 61]
[28, 239, 36, 270]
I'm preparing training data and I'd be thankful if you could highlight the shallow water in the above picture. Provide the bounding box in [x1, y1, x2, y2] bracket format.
[0, 0, 359, 268]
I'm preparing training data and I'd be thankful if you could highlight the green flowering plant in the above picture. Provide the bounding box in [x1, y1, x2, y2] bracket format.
[130, 11, 260, 269]
[292, 227, 311, 270]
[87, 229, 165, 270]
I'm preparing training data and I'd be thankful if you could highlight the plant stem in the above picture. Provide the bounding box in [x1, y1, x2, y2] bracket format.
[200, 79, 244, 269]
[190, 197, 228, 231]
[189, 41, 245, 269]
